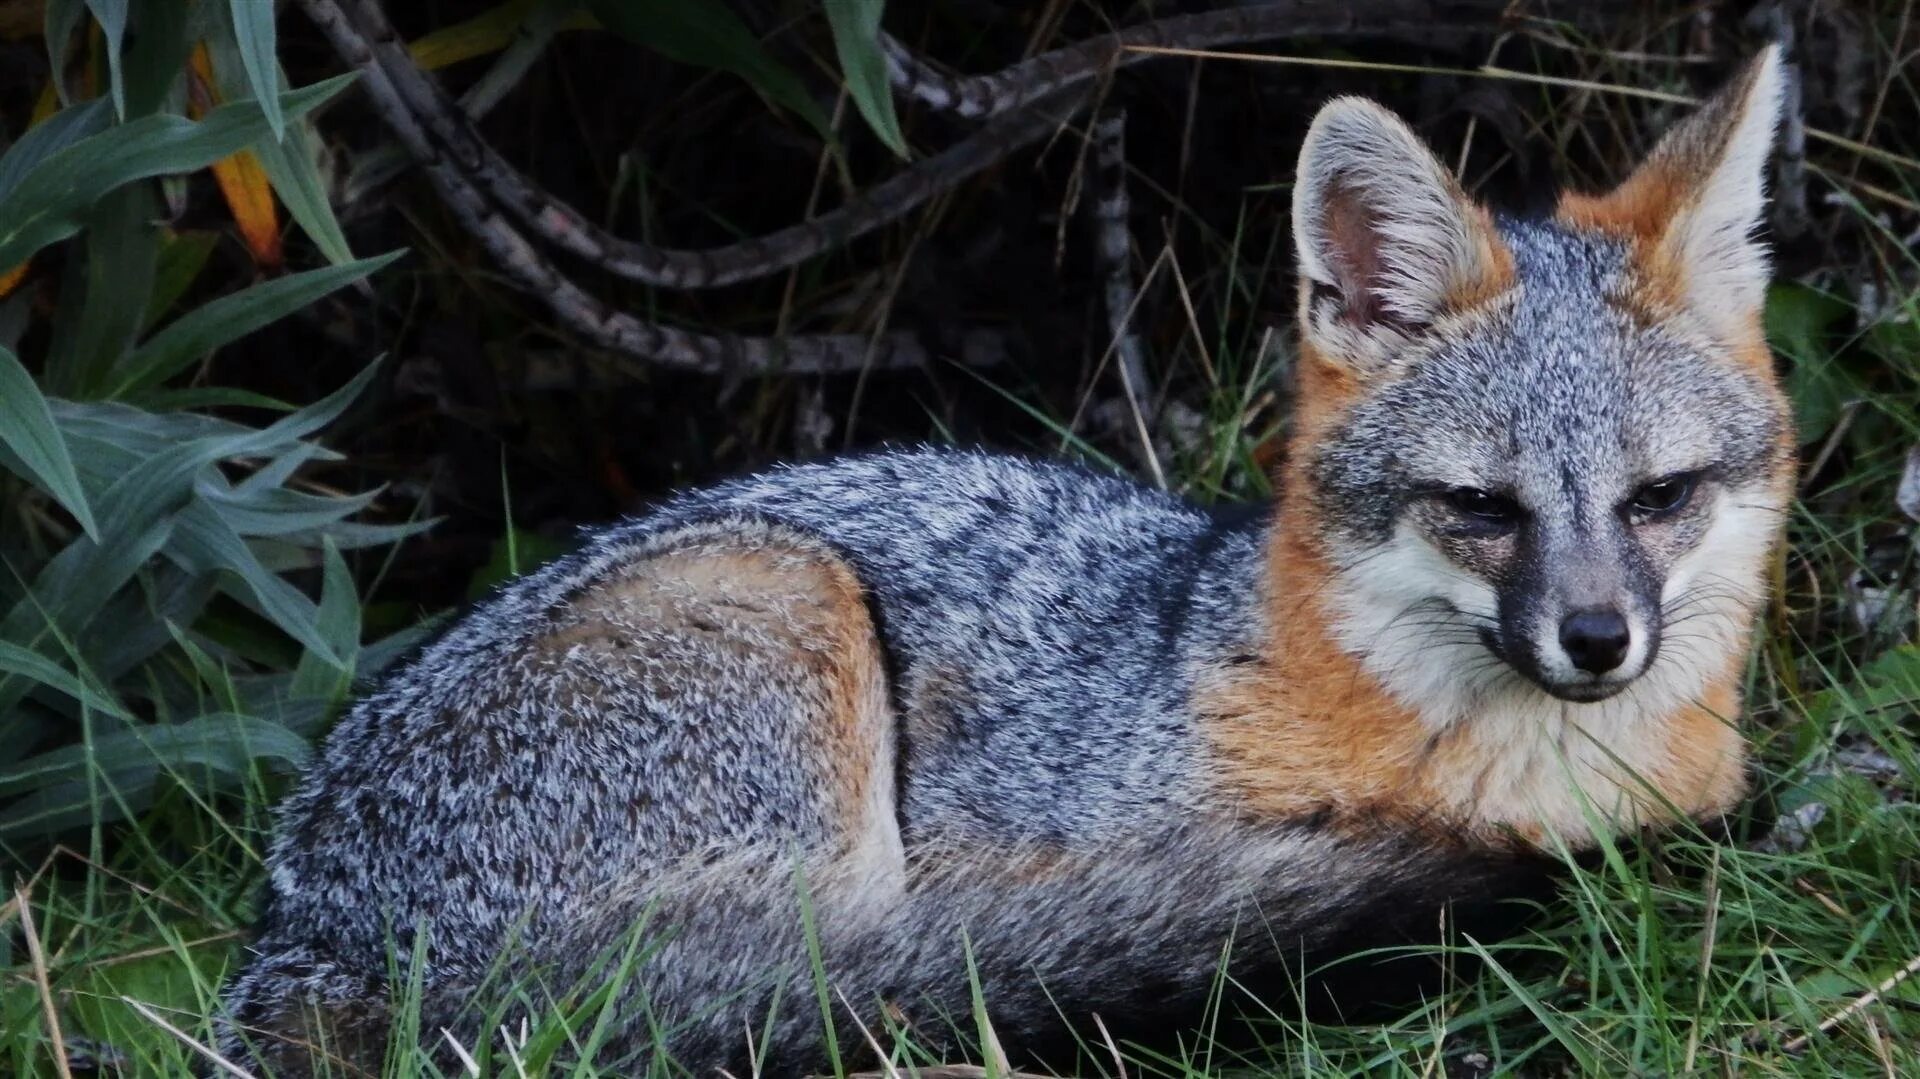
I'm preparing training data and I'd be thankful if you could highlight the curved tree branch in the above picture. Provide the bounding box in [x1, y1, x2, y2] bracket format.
[330, 0, 1521, 291]
[297, 0, 1607, 374]
[336, 0, 1092, 291]
[881, 1, 1505, 119]
[298, 0, 1008, 375]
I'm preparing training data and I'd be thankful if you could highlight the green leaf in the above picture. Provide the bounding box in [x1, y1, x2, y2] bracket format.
[197, 480, 381, 537]
[51, 182, 161, 395]
[291, 539, 360, 700]
[1767, 283, 1855, 441]
[141, 229, 221, 330]
[0, 344, 100, 538]
[44, 0, 87, 107]
[0, 514, 173, 718]
[228, 0, 285, 141]
[2, 360, 378, 657]
[0, 73, 355, 269]
[585, 0, 831, 140]
[469, 527, 573, 598]
[120, 0, 192, 119]
[1765, 282, 1850, 361]
[824, 1, 906, 158]
[0, 640, 132, 721]
[0, 99, 112, 204]
[84, 0, 129, 118]
[139, 386, 297, 412]
[111, 251, 403, 399]
[165, 501, 340, 668]
[0, 712, 312, 837]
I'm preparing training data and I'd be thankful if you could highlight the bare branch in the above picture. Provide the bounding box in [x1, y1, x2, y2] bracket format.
[881, 1, 1508, 119]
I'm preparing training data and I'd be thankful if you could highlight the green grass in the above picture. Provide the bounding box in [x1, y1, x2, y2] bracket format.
[3, 297, 1917, 1075]
[6, 8, 1920, 1078]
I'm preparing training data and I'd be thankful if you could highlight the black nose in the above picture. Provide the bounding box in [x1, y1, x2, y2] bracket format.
[1559, 608, 1631, 674]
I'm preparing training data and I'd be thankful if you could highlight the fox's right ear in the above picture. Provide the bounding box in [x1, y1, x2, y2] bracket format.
[1293, 98, 1512, 375]
[1559, 48, 1784, 340]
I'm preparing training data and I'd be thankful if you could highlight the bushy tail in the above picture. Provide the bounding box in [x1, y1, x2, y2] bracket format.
[214, 820, 1552, 1076]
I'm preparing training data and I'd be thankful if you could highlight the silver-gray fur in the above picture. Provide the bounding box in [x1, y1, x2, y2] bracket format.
[218, 451, 1536, 1074]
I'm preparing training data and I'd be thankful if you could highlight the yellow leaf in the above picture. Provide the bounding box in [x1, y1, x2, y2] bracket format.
[29, 75, 57, 125]
[210, 149, 283, 268]
[189, 43, 282, 268]
[410, 0, 538, 69]
[408, 0, 597, 70]
[0, 260, 28, 298]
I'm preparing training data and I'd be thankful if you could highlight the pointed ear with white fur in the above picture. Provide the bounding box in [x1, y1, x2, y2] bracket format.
[1559, 48, 1785, 338]
[1292, 97, 1512, 374]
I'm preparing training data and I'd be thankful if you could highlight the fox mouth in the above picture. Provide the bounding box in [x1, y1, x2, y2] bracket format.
[1475, 626, 1635, 703]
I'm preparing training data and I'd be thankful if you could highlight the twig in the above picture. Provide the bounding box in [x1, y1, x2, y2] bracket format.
[1089, 107, 1163, 487]
[1124, 45, 1920, 178]
[1800, 399, 1863, 492]
[1779, 951, 1920, 1054]
[1091, 1012, 1130, 1079]
[122, 995, 257, 1078]
[16, 886, 73, 1079]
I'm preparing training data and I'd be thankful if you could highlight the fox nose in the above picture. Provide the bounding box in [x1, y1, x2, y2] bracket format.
[1559, 608, 1631, 674]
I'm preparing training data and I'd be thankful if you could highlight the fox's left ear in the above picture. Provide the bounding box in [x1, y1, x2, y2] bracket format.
[1561, 47, 1785, 337]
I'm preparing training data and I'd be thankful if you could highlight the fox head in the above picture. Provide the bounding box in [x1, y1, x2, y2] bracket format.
[1286, 51, 1793, 724]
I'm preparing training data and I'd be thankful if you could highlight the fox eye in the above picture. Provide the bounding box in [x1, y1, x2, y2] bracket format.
[1628, 472, 1698, 519]
[1442, 487, 1523, 529]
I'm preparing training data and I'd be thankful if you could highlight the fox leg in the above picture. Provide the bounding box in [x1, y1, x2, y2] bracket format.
[216, 519, 903, 1075]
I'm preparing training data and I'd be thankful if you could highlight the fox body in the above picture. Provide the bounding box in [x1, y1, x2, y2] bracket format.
[219, 52, 1794, 1075]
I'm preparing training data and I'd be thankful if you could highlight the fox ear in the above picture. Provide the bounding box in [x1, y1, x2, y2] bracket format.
[1561, 48, 1784, 336]
[1293, 97, 1512, 373]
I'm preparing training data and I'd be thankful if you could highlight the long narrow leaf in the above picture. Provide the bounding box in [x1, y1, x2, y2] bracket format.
[0, 73, 354, 269]
[0, 99, 112, 204]
[0, 515, 173, 716]
[165, 501, 340, 668]
[824, 2, 907, 158]
[83, 0, 129, 118]
[56, 183, 161, 395]
[197, 481, 381, 537]
[0, 344, 99, 538]
[0, 641, 133, 721]
[227, 0, 284, 140]
[43, 0, 87, 107]
[112, 252, 401, 398]
[585, 0, 829, 139]
[291, 539, 359, 699]
[0, 713, 311, 837]
[0, 356, 379, 654]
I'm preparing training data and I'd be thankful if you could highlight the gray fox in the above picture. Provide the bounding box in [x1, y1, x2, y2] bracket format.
[216, 49, 1793, 1076]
